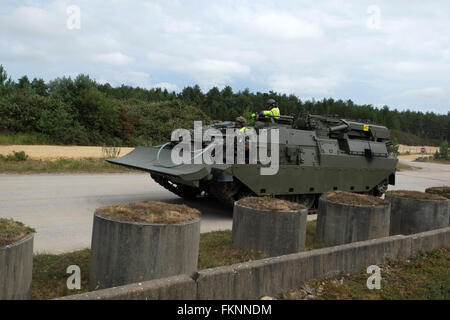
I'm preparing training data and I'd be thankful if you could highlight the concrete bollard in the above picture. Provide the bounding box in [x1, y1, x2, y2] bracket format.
[232, 197, 308, 257]
[386, 190, 449, 235]
[425, 186, 450, 225]
[89, 201, 200, 290]
[316, 191, 390, 246]
[0, 219, 34, 300]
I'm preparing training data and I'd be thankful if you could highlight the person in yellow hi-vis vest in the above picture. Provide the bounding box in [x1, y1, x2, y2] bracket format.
[252, 99, 280, 121]
[235, 116, 250, 162]
[235, 116, 248, 132]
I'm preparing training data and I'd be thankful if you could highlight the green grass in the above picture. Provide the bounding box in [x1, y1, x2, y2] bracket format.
[282, 248, 450, 300]
[32, 249, 91, 300]
[305, 220, 327, 250]
[0, 133, 54, 145]
[32, 221, 323, 300]
[198, 231, 268, 269]
[0, 158, 132, 173]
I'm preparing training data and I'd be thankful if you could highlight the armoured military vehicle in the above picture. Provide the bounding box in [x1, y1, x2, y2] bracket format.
[107, 113, 397, 209]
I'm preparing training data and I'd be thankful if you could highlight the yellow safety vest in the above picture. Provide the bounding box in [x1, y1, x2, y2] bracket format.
[263, 107, 280, 119]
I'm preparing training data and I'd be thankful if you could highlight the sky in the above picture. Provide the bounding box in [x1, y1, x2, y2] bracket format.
[1, 0, 449, 114]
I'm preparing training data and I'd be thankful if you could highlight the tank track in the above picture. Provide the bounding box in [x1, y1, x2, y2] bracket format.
[151, 174, 202, 199]
[207, 181, 318, 212]
[207, 181, 255, 207]
[152, 175, 385, 212]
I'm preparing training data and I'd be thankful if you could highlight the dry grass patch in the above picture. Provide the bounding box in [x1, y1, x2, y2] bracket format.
[425, 186, 450, 199]
[0, 158, 133, 173]
[96, 201, 201, 224]
[387, 190, 447, 201]
[396, 161, 417, 171]
[0, 218, 35, 246]
[237, 197, 306, 211]
[322, 191, 388, 206]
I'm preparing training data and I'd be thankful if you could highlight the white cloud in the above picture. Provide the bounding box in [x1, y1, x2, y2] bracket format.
[249, 13, 322, 40]
[96, 71, 177, 91]
[151, 82, 178, 91]
[90, 52, 133, 66]
[147, 53, 250, 87]
[95, 70, 151, 88]
[3, 4, 68, 37]
[0, 44, 45, 61]
[269, 73, 343, 95]
[0, 0, 449, 113]
[5, 6, 54, 34]
[396, 87, 446, 99]
[163, 20, 203, 34]
[388, 61, 434, 75]
[191, 59, 250, 77]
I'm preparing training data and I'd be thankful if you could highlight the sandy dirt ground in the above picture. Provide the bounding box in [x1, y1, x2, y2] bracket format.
[397, 154, 425, 161]
[0, 144, 439, 160]
[0, 145, 135, 160]
[398, 144, 439, 155]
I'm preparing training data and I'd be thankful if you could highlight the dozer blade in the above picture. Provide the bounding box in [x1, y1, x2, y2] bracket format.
[106, 146, 210, 181]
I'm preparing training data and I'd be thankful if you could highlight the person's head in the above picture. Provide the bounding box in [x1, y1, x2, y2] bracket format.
[266, 98, 277, 110]
[235, 116, 246, 128]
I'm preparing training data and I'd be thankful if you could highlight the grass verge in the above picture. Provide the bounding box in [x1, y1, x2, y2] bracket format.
[32, 221, 323, 299]
[396, 161, 415, 171]
[281, 248, 450, 300]
[429, 159, 450, 165]
[0, 158, 132, 173]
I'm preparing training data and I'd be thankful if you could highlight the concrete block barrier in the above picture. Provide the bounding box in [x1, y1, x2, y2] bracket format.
[0, 234, 34, 300]
[232, 199, 308, 257]
[196, 235, 410, 300]
[60, 227, 450, 300]
[90, 213, 200, 290]
[316, 193, 391, 246]
[424, 187, 450, 225]
[410, 227, 450, 255]
[196, 252, 315, 300]
[386, 191, 449, 235]
[58, 274, 196, 300]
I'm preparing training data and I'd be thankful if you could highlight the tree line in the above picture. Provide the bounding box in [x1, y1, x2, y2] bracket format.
[0, 65, 448, 146]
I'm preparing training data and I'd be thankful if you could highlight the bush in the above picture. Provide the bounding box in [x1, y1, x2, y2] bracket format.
[1, 151, 29, 161]
[439, 141, 448, 160]
[121, 100, 211, 146]
[388, 138, 399, 156]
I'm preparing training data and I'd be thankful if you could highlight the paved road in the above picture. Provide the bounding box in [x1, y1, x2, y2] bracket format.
[389, 160, 450, 191]
[0, 160, 448, 253]
[0, 173, 238, 253]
